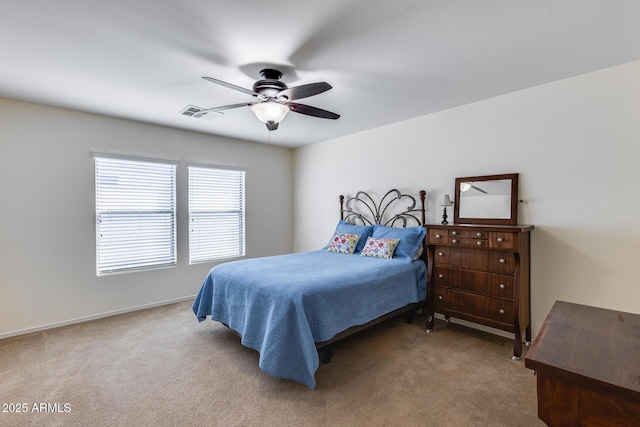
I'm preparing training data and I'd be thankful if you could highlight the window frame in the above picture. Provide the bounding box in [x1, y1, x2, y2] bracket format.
[188, 164, 246, 264]
[94, 153, 177, 276]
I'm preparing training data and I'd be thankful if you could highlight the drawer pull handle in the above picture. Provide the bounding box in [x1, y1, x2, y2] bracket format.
[438, 295, 443, 300]
[438, 252, 444, 257]
[499, 258, 506, 264]
[452, 231, 458, 236]
[438, 274, 444, 278]
[499, 283, 506, 289]
[476, 232, 483, 237]
[497, 237, 504, 243]
[499, 309, 505, 314]
[435, 234, 441, 239]
[452, 239, 458, 244]
[476, 241, 483, 246]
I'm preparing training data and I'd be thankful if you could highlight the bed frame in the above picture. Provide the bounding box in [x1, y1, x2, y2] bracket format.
[315, 189, 430, 363]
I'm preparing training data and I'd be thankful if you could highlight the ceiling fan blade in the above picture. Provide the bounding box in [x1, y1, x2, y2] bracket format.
[198, 103, 254, 114]
[470, 184, 488, 194]
[202, 76, 259, 97]
[286, 102, 340, 120]
[278, 82, 332, 101]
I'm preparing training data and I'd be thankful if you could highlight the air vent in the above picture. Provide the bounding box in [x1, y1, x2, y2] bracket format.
[180, 105, 221, 121]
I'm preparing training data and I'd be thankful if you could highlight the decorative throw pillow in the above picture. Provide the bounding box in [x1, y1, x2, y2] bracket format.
[360, 236, 400, 259]
[371, 224, 426, 262]
[324, 220, 374, 252]
[327, 232, 361, 254]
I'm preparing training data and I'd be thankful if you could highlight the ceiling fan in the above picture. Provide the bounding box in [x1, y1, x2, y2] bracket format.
[189, 68, 340, 131]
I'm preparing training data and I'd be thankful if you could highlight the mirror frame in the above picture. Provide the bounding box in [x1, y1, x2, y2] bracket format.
[453, 173, 519, 225]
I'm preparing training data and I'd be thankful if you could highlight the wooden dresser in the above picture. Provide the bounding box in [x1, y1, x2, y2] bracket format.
[426, 223, 533, 359]
[525, 301, 640, 426]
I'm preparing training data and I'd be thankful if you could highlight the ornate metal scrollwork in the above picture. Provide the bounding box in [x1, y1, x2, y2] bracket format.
[340, 189, 426, 227]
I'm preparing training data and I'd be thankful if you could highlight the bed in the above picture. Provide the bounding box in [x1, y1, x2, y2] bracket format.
[192, 189, 429, 390]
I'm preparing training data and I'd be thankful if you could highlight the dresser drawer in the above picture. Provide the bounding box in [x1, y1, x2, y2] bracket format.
[489, 232, 515, 250]
[433, 287, 514, 324]
[427, 229, 448, 244]
[432, 266, 514, 298]
[448, 237, 488, 248]
[432, 246, 515, 274]
[449, 229, 488, 239]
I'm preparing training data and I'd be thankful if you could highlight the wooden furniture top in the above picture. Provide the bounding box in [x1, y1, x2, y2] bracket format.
[427, 223, 534, 233]
[525, 300, 640, 401]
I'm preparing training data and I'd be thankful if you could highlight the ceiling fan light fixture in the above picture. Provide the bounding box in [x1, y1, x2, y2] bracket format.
[250, 101, 290, 125]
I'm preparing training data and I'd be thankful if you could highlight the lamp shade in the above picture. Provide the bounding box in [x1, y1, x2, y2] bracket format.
[250, 101, 290, 124]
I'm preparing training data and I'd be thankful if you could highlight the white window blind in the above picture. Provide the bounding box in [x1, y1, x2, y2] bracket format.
[95, 156, 176, 275]
[189, 166, 245, 263]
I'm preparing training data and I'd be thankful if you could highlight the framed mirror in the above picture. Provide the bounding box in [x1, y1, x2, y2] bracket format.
[454, 173, 519, 225]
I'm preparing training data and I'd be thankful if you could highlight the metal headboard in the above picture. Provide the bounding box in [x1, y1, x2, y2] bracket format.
[339, 189, 426, 227]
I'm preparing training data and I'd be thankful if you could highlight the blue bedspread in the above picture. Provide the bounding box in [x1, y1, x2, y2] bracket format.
[192, 250, 426, 390]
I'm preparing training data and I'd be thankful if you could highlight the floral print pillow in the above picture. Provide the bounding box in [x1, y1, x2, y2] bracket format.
[360, 236, 400, 259]
[327, 232, 362, 254]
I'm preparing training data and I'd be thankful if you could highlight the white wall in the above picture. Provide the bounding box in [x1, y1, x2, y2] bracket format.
[293, 60, 640, 337]
[0, 99, 293, 337]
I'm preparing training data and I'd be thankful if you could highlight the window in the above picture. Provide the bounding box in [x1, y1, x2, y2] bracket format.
[189, 165, 245, 263]
[95, 155, 176, 275]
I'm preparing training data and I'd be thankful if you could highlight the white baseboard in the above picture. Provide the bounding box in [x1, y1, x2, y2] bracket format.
[0, 295, 196, 340]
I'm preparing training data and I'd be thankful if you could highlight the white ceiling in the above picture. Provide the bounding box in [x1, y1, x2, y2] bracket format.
[2, 1, 640, 148]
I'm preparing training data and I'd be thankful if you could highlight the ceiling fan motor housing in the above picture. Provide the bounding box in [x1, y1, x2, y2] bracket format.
[253, 69, 288, 98]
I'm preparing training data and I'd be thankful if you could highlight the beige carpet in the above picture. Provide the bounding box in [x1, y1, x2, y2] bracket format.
[0, 301, 544, 427]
